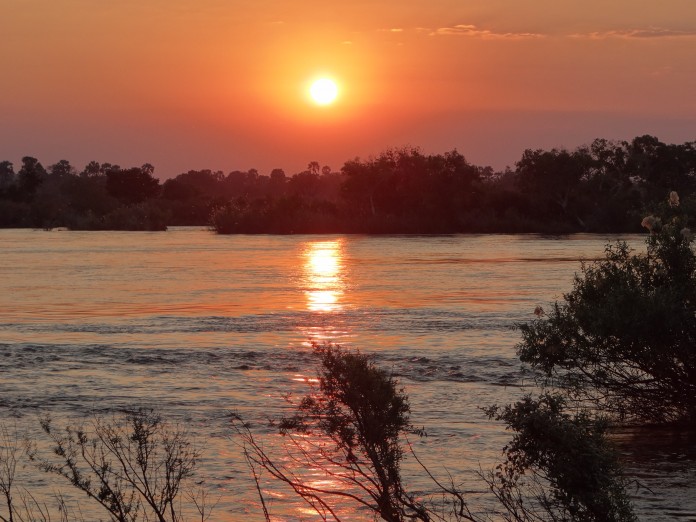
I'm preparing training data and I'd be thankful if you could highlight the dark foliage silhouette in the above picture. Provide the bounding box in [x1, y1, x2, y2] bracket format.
[234, 344, 635, 522]
[2, 135, 695, 231]
[517, 193, 696, 425]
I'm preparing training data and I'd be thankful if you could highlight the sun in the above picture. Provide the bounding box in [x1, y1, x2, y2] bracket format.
[309, 78, 338, 105]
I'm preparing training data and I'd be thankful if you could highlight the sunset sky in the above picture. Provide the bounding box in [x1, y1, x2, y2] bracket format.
[2, 0, 695, 178]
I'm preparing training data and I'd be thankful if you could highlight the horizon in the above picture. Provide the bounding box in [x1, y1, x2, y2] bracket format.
[2, 0, 695, 179]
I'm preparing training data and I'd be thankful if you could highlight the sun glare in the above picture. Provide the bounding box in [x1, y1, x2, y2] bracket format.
[309, 78, 338, 105]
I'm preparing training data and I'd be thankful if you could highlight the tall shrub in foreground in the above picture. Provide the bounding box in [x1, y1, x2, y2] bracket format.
[518, 192, 696, 425]
[234, 343, 438, 522]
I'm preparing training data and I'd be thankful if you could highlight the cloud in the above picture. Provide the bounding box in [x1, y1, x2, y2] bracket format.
[426, 24, 696, 41]
[571, 27, 696, 39]
[429, 24, 544, 39]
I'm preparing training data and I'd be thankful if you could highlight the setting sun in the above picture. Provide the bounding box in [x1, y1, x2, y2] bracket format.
[309, 78, 338, 105]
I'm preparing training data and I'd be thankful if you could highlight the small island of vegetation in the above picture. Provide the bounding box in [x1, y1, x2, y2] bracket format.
[1, 135, 694, 233]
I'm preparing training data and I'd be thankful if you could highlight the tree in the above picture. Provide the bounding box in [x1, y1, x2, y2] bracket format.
[106, 166, 160, 205]
[340, 148, 420, 219]
[81, 160, 103, 178]
[517, 192, 696, 425]
[515, 148, 591, 227]
[0, 161, 14, 191]
[288, 170, 320, 199]
[268, 168, 287, 198]
[48, 160, 76, 180]
[16, 156, 47, 199]
[624, 136, 696, 199]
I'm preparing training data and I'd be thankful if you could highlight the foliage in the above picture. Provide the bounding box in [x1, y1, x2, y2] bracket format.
[28, 409, 213, 522]
[235, 345, 639, 522]
[2, 135, 696, 232]
[340, 147, 482, 232]
[484, 394, 636, 522]
[16, 156, 48, 199]
[106, 165, 160, 205]
[209, 196, 341, 234]
[234, 343, 451, 522]
[518, 195, 696, 425]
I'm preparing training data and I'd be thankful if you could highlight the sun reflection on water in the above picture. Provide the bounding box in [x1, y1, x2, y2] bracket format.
[304, 240, 344, 313]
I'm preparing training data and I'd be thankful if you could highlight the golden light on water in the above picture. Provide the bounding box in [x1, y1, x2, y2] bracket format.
[303, 240, 344, 312]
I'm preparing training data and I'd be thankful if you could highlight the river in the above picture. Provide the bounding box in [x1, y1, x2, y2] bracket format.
[0, 228, 694, 521]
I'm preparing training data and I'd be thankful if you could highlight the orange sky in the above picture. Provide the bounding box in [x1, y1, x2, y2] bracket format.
[1, 0, 695, 177]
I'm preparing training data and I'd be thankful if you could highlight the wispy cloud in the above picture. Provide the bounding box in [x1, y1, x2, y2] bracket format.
[429, 24, 544, 39]
[423, 24, 696, 41]
[571, 27, 696, 39]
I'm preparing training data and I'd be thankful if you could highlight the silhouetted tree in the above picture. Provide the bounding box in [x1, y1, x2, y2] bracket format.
[106, 166, 160, 205]
[515, 148, 591, 228]
[268, 168, 287, 198]
[16, 156, 47, 200]
[0, 161, 14, 192]
[81, 160, 103, 178]
[288, 170, 321, 199]
[307, 161, 321, 176]
[48, 159, 76, 180]
[625, 135, 696, 201]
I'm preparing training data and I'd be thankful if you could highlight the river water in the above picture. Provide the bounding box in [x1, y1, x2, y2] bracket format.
[0, 228, 694, 521]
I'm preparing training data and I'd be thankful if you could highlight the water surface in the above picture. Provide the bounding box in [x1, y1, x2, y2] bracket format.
[0, 228, 692, 520]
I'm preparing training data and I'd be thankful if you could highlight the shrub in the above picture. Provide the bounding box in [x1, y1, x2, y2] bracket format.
[484, 394, 636, 522]
[234, 343, 434, 521]
[29, 409, 213, 522]
[517, 192, 696, 425]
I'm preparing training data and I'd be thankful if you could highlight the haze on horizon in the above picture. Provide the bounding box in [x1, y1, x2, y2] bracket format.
[1, 0, 695, 179]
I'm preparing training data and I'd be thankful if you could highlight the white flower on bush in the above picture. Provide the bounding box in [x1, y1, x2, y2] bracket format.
[641, 215, 661, 232]
[669, 191, 680, 207]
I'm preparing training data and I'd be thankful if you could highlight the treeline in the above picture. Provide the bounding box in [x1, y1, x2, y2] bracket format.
[1, 134, 695, 233]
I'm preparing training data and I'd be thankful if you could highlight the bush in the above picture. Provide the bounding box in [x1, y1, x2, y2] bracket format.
[235, 345, 636, 522]
[518, 192, 696, 425]
[234, 343, 434, 521]
[27, 409, 213, 521]
[484, 394, 636, 522]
